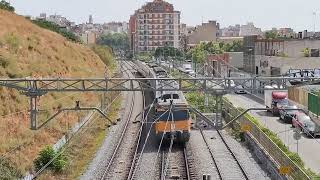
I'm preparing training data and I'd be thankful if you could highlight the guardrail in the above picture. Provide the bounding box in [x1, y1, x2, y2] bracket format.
[223, 99, 311, 180]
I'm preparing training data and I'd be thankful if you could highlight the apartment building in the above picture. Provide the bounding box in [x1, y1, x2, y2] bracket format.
[187, 21, 219, 46]
[81, 31, 97, 45]
[129, 0, 181, 54]
[239, 22, 263, 36]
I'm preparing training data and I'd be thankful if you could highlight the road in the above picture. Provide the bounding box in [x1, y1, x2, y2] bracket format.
[225, 93, 320, 174]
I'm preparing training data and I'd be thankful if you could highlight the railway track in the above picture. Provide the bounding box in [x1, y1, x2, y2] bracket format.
[199, 128, 249, 180]
[160, 142, 191, 180]
[100, 61, 145, 180]
[127, 70, 148, 180]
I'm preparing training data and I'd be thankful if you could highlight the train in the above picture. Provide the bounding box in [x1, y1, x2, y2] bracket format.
[135, 61, 191, 144]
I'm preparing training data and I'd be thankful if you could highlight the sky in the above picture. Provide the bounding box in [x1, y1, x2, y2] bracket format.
[9, 0, 320, 31]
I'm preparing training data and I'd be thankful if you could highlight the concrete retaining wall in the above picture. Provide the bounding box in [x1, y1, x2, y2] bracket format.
[244, 133, 287, 180]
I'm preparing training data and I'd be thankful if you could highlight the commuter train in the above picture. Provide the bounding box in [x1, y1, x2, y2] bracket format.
[135, 61, 191, 144]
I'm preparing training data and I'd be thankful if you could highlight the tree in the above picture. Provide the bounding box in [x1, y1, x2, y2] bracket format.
[97, 33, 129, 51]
[302, 48, 310, 57]
[34, 146, 67, 172]
[186, 41, 244, 63]
[154, 46, 183, 58]
[0, 0, 14, 12]
[228, 40, 243, 52]
[265, 30, 279, 39]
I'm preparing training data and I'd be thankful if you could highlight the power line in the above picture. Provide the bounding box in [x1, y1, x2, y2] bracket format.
[32, 94, 122, 179]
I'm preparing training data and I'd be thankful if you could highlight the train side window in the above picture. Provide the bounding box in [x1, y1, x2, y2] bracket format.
[162, 94, 171, 101]
[172, 94, 179, 99]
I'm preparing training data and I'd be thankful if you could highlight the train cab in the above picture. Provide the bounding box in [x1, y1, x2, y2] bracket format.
[154, 92, 191, 144]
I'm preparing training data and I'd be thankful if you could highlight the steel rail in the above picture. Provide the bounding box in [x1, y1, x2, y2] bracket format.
[216, 130, 250, 180]
[126, 72, 148, 180]
[160, 145, 191, 180]
[199, 128, 249, 180]
[183, 147, 191, 180]
[100, 62, 137, 180]
[199, 129, 223, 180]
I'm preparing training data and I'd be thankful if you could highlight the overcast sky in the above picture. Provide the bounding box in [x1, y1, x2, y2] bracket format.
[9, 0, 320, 31]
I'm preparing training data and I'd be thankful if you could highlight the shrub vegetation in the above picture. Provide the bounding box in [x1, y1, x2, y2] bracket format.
[0, 0, 14, 12]
[32, 19, 80, 43]
[33, 146, 67, 173]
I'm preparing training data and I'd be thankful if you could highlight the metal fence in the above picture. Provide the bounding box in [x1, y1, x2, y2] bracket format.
[308, 93, 320, 116]
[223, 100, 311, 180]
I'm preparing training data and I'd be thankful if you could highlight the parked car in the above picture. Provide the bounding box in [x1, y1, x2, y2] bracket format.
[292, 113, 311, 130]
[302, 120, 320, 137]
[279, 105, 298, 123]
[235, 85, 247, 94]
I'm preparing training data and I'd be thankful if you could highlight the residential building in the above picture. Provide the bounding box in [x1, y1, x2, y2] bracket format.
[129, 0, 181, 54]
[277, 28, 294, 38]
[36, 14, 75, 30]
[221, 24, 241, 37]
[104, 22, 129, 34]
[180, 23, 188, 35]
[239, 22, 262, 36]
[187, 21, 219, 46]
[81, 31, 97, 44]
[243, 35, 320, 75]
[38, 13, 46, 20]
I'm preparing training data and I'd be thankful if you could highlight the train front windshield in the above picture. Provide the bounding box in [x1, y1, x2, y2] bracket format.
[157, 110, 189, 121]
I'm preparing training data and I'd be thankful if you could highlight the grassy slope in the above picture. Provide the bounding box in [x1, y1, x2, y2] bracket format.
[0, 10, 110, 176]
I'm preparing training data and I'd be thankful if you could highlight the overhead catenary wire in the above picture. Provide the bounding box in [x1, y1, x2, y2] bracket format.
[128, 97, 157, 180]
[0, 63, 126, 120]
[131, 107, 171, 178]
[0, 92, 80, 119]
[156, 104, 174, 158]
[161, 106, 175, 180]
[32, 93, 122, 179]
[1, 65, 127, 157]
[0, 92, 83, 158]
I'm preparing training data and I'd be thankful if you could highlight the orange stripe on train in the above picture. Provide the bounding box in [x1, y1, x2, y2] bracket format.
[155, 120, 191, 134]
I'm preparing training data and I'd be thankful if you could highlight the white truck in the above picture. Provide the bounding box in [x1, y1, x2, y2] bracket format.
[264, 86, 289, 116]
[182, 64, 195, 75]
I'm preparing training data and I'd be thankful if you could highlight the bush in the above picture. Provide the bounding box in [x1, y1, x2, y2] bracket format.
[0, 55, 10, 68]
[0, 0, 14, 12]
[34, 146, 67, 173]
[32, 20, 80, 43]
[302, 48, 310, 57]
[135, 53, 153, 62]
[97, 32, 129, 50]
[0, 157, 22, 179]
[91, 45, 114, 67]
[238, 108, 318, 177]
[4, 33, 20, 53]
